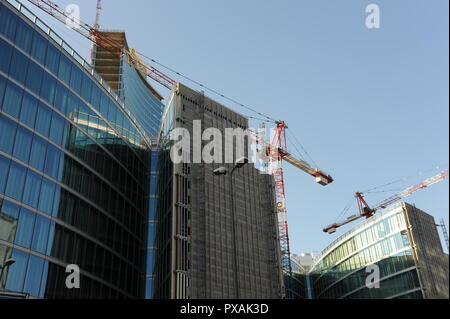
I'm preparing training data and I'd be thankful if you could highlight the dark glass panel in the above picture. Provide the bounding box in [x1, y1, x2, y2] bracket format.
[0, 114, 17, 153]
[44, 144, 61, 179]
[58, 53, 72, 84]
[2, 80, 23, 118]
[38, 178, 55, 215]
[45, 44, 60, 75]
[70, 64, 82, 94]
[31, 215, 50, 254]
[13, 125, 33, 163]
[35, 102, 52, 136]
[0, 4, 18, 40]
[29, 135, 47, 171]
[49, 112, 65, 145]
[81, 73, 92, 102]
[0, 199, 19, 242]
[0, 154, 11, 193]
[9, 50, 29, 85]
[19, 91, 38, 128]
[15, 208, 35, 248]
[0, 76, 5, 108]
[5, 249, 29, 292]
[23, 255, 44, 297]
[25, 60, 44, 95]
[22, 170, 42, 208]
[5, 161, 27, 201]
[31, 32, 47, 65]
[40, 72, 56, 104]
[14, 19, 33, 53]
[0, 39, 13, 74]
[54, 82, 68, 114]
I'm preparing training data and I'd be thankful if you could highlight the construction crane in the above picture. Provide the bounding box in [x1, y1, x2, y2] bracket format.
[25, 0, 334, 292]
[252, 121, 333, 290]
[26, 0, 176, 89]
[323, 170, 449, 234]
[436, 218, 449, 251]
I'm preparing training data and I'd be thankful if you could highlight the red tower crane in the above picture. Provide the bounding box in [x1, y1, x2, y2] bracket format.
[323, 170, 449, 234]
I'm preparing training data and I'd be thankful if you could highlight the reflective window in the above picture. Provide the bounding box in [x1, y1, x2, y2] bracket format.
[9, 50, 29, 85]
[5, 249, 29, 293]
[70, 64, 82, 94]
[49, 112, 65, 145]
[0, 76, 5, 106]
[15, 208, 35, 248]
[38, 178, 55, 215]
[0, 39, 13, 74]
[81, 74, 92, 102]
[23, 170, 42, 208]
[23, 255, 44, 297]
[54, 82, 68, 114]
[40, 72, 56, 104]
[58, 53, 72, 84]
[2, 80, 23, 118]
[19, 92, 38, 128]
[0, 199, 19, 242]
[45, 43, 60, 75]
[0, 4, 17, 40]
[35, 102, 52, 136]
[0, 114, 17, 153]
[31, 32, 47, 65]
[0, 154, 11, 193]
[32, 215, 50, 254]
[26, 60, 44, 95]
[29, 135, 47, 171]
[5, 162, 27, 201]
[14, 20, 33, 53]
[13, 126, 33, 163]
[44, 144, 61, 179]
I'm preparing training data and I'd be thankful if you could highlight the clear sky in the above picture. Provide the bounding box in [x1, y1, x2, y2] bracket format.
[24, 0, 449, 254]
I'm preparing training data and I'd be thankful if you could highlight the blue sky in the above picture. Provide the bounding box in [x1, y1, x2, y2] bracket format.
[25, 0, 449, 254]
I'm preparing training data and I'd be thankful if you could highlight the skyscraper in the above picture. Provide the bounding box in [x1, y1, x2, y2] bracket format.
[153, 83, 283, 299]
[0, 0, 162, 298]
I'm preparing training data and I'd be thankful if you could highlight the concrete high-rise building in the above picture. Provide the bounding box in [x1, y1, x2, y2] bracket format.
[153, 83, 283, 299]
[0, 0, 163, 298]
[309, 202, 449, 299]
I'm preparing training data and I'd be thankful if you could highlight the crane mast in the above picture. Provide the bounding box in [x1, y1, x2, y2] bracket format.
[324, 170, 449, 234]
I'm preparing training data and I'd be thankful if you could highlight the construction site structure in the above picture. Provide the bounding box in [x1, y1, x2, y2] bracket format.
[437, 218, 450, 251]
[324, 170, 449, 234]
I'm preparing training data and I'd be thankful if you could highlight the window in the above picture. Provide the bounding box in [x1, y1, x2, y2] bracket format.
[0, 114, 17, 153]
[31, 215, 50, 254]
[23, 170, 42, 208]
[0, 154, 11, 193]
[13, 126, 33, 163]
[14, 20, 33, 53]
[5, 162, 27, 201]
[38, 178, 55, 215]
[29, 136, 47, 171]
[54, 83, 68, 114]
[58, 54, 72, 84]
[2, 80, 23, 118]
[70, 65, 83, 94]
[19, 92, 38, 128]
[81, 75, 92, 102]
[40, 72, 56, 104]
[0, 39, 13, 74]
[45, 44, 60, 75]
[0, 76, 5, 107]
[44, 144, 61, 179]
[0, 4, 18, 40]
[25, 60, 44, 95]
[66, 91, 79, 117]
[31, 32, 47, 64]
[23, 255, 44, 297]
[49, 112, 65, 145]
[5, 249, 29, 293]
[35, 102, 52, 136]
[15, 208, 36, 248]
[0, 200, 19, 241]
[9, 50, 29, 85]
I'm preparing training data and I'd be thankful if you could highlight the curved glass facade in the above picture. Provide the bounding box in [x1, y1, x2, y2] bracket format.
[0, 0, 150, 298]
[309, 203, 423, 299]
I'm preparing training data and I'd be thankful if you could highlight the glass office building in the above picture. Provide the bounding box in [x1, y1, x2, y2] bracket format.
[0, 0, 159, 298]
[309, 202, 449, 299]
